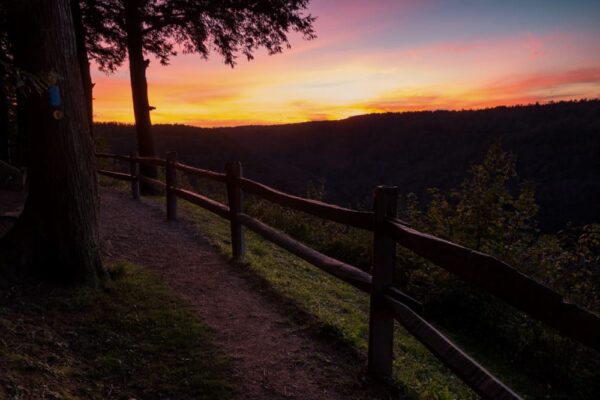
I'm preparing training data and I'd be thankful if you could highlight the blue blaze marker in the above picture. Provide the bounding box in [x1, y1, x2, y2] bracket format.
[48, 85, 61, 107]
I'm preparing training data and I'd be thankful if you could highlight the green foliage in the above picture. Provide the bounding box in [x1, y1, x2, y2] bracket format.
[0, 263, 231, 399]
[400, 143, 539, 299]
[399, 143, 600, 398]
[401, 143, 599, 311]
[405, 143, 536, 251]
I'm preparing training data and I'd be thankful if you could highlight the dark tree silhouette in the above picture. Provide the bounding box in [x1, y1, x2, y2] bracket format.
[77, 0, 316, 191]
[0, 6, 14, 163]
[0, 65, 10, 163]
[1, 0, 106, 286]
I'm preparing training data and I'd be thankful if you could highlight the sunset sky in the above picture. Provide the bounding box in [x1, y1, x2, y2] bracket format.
[92, 0, 600, 127]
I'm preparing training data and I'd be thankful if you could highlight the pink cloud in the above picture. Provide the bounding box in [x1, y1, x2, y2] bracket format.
[525, 32, 547, 59]
[483, 66, 600, 97]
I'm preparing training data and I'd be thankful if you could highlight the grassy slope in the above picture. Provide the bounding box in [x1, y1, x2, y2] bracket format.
[0, 263, 230, 400]
[176, 197, 600, 399]
[176, 200, 474, 399]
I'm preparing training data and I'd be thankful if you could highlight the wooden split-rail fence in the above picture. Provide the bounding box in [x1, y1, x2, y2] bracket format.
[96, 151, 600, 400]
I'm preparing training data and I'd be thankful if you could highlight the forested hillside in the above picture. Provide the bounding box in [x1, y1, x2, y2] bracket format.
[96, 100, 600, 231]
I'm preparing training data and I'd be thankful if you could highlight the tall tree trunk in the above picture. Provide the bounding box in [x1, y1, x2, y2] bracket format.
[5, 21, 27, 167]
[124, 0, 158, 193]
[0, 64, 9, 162]
[1, 0, 106, 286]
[70, 0, 94, 137]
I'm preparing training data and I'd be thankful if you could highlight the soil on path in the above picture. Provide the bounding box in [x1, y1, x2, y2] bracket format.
[100, 189, 386, 400]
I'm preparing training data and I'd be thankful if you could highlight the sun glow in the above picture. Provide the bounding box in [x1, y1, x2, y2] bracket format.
[92, 0, 600, 127]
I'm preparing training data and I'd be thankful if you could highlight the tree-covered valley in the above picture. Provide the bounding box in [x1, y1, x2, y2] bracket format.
[97, 99, 600, 232]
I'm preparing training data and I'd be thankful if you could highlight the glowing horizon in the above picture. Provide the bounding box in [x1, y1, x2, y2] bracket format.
[91, 0, 600, 128]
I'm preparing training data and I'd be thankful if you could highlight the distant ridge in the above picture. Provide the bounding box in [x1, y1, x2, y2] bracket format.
[97, 99, 600, 230]
[98, 98, 600, 130]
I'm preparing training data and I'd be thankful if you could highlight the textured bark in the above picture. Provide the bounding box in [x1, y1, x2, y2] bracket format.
[5, 21, 28, 167]
[1, 0, 106, 286]
[124, 0, 158, 193]
[70, 0, 94, 137]
[0, 65, 9, 162]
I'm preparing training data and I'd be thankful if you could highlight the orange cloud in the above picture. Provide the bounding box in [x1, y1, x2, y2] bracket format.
[363, 67, 600, 113]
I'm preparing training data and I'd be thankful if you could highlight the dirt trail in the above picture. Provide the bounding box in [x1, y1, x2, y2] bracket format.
[100, 189, 384, 400]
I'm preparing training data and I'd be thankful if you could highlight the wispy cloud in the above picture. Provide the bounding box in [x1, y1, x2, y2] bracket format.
[481, 66, 600, 97]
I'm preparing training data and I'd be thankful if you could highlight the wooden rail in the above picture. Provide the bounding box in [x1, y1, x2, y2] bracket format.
[384, 294, 520, 399]
[96, 152, 131, 162]
[97, 169, 133, 181]
[134, 155, 166, 167]
[384, 220, 600, 351]
[172, 188, 230, 219]
[236, 176, 374, 230]
[174, 162, 227, 183]
[96, 152, 600, 400]
[139, 175, 166, 190]
[238, 213, 372, 292]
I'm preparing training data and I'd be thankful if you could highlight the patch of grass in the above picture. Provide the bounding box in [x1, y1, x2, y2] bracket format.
[176, 200, 475, 399]
[0, 263, 231, 400]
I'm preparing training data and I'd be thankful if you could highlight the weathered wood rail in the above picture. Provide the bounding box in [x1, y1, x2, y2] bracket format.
[96, 151, 600, 400]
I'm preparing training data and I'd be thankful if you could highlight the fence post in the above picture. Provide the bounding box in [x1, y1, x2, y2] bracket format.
[166, 151, 178, 221]
[226, 161, 245, 262]
[368, 186, 398, 379]
[130, 151, 140, 200]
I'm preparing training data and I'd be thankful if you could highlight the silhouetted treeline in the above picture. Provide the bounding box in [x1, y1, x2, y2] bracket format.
[96, 99, 600, 231]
